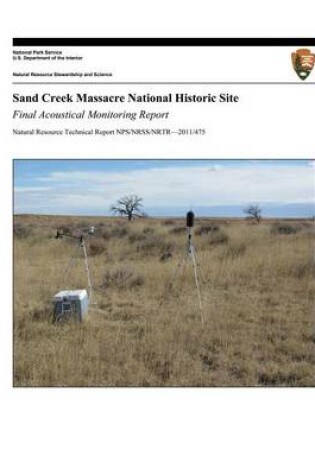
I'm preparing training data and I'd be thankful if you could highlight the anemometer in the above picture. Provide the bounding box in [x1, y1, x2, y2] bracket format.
[55, 226, 96, 305]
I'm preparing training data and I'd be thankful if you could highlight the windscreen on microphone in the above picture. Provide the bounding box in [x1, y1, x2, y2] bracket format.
[186, 211, 195, 228]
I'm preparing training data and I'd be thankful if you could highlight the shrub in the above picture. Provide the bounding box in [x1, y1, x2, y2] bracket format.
[88, 238, 106, 256]
[75, 221, 91, 229]
[58, 225, 72, 234]
[128, 231, 147, 243]
[102, 266, 145, 288]
[300, 221, 313, 229]
[208, 231, 229, 245]
[258, 362, 313, 386]
[271, 223, 300, 235]
[160, 250, 173, 262]
[163, 219, 176, 226]
[170, 226, 186, 235]
[290, 261, 313, 279]
[30, 302, 53, 322]
[13, 223, 33, 239]
[101, 229, 112, 240]
[110, 226, 129, 238]
[143, 226, 155, 235]
[136, 235, 172, 255]
[195, 224, 220, 235]
[100, 225, 130, 240]
[221, 242, 246, 259]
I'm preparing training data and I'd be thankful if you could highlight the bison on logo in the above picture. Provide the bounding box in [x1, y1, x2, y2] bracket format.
[291, 48, 315, 80]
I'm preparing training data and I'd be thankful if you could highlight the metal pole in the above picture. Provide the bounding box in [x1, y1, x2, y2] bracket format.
[187, 226, 204, 324]
[82, 239, 93, 303]
[187, 227, 193, 256]
[190, 243, 204, 324]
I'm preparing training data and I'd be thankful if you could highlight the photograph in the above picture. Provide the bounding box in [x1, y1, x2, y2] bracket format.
[13, 159, 315, 387]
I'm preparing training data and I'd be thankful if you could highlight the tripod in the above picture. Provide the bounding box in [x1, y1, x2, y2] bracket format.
[161, 212, 205, 324]
[56, 227, 96, 304]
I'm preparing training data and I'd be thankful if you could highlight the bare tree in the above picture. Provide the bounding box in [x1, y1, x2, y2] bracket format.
[243, 204, 262, 223]
[110, 194, 145, 221]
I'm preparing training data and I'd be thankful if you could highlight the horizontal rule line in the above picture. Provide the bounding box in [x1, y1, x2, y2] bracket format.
[12, 82, 315, 85]
[12, 38, 315, 47]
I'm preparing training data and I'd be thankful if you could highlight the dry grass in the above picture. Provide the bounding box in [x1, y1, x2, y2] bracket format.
[13, 215, 315, 387]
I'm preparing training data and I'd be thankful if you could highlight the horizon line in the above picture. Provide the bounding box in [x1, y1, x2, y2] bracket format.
[13, 212, 314, 220]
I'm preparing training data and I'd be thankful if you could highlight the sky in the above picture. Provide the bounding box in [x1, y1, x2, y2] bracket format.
[14, 159, 315, 218]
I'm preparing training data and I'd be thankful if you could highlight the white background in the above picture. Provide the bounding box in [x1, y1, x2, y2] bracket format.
[1, 2, 315, 475]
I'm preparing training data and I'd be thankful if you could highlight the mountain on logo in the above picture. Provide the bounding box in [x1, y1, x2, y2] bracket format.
[291, 48, 315, 80]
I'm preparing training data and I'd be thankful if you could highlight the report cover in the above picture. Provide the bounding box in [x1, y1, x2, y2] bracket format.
[12, 38, 315, 388]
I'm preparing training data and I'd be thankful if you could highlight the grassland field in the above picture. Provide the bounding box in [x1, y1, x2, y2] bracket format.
[13, 214, 315, 386]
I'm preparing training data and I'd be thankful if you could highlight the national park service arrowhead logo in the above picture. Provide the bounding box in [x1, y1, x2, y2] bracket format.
[291, 48, 315, 80]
